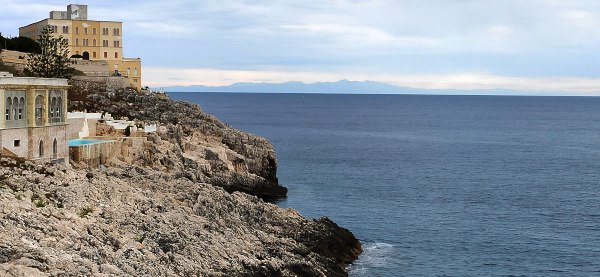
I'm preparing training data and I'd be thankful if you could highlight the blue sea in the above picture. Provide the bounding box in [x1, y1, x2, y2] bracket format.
[169, 92, 600, 276]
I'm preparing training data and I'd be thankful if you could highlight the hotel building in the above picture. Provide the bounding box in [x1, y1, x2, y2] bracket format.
[19, 4, 142, 90]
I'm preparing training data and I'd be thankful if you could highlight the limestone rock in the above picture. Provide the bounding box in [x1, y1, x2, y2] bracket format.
[0, 158, 361, 276]
[68, 80, 286, 198]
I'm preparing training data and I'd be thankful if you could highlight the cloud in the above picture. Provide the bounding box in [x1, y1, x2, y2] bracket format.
[143, 66, 600, 95]
[3, 0, 600, 92]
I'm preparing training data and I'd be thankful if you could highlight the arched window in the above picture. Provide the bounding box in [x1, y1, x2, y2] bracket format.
[53, 138, 58, 159]
[12, 97, 18, 121]
[5, 97, 11, 120]
[133, 68, 138, 76]
[35, 95, 43, 119]
[18, 97, 25, 120]
[39, 140, 44, 157]
[57, 97, 62, 118]
[49, 97, 56, 118]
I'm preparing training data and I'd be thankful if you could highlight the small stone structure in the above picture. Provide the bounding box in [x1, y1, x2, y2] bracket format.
[0, 72, 69, 163]
[67, 110, 158, 167]
[69, 139, 116, 167]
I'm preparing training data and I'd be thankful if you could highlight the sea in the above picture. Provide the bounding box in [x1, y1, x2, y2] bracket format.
[169, 92, 600, 276]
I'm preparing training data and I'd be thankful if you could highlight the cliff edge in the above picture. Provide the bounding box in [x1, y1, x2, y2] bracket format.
[0, 79, 362, 276]
[0, 158, 361, 276]
[69, 77, 286, 198]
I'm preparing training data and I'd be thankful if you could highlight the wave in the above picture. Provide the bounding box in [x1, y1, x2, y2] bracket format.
[348, 242, 394, 275]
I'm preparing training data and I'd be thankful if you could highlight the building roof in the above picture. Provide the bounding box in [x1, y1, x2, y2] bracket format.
[0, 72, 69, 86]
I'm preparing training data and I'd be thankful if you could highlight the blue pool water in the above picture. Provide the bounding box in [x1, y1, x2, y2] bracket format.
[170, 92, 600, 276]
[68, 139, 106, 147]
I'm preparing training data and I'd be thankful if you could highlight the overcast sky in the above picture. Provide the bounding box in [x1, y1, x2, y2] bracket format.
[1, 0, 600, 94]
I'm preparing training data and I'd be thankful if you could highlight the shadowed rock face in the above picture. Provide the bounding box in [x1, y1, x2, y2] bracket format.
[0, 158, 362, 276]
[68, 77, 286, 198]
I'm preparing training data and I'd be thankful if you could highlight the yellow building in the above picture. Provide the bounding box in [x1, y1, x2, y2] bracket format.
[0, 71, 69, 163]
[19, 4, 142, 90]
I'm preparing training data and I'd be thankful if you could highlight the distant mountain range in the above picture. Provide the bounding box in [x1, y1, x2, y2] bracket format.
[161, 80, 554, 96]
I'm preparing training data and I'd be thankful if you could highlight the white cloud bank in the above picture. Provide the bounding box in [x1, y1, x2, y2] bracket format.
[144, 67, 600, 95]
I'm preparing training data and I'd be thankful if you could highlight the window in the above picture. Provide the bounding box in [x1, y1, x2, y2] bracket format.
[75, 27, 79, 34]
[62, 26, 69, 34]
[13, 140, 20, 147]
[93, 52, 97, 58]
[103, 40, 108, 47]
[57, 97, 62, 118]
[134, 79, 138, 83]
[126, 68, 130, 76]
[35, 95, 43, 119]
[39, 140, 44, 157]
[93, 39, 96, 46]
[12, 97, 17, 121]
[5, 97, 11, 120]
[75, 38, 79, 46]
[49, 97, 55, 118]
[102, 27, 108, 35]
[19, 97, 24, 120]
[84, 27, 88, 35]
[93, 28, 96, 35]
[133, 68, 138, 76]
[104, 52, 107, 58]
[114, 52, 118, 58]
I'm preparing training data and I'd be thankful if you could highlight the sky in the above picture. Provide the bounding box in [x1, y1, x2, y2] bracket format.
[1, 0, 600, 94]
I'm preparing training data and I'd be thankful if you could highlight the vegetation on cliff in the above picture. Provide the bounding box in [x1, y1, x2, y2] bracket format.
[0, 32, 41, 53]
[25, 26, 76, 78]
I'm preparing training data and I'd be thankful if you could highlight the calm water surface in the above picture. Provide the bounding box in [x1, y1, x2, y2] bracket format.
[170, 92, 600, 276]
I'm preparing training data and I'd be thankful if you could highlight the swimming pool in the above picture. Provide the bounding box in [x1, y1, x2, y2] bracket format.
[68, 139, 107, 147]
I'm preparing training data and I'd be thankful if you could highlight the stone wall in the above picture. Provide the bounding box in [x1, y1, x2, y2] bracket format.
[72, 60, 109, 77]
[1, 128, 27, 158]
[28, 125, 69, 163]
[70, 76, 130, 93]
[0, 50, 28, 72]
[69, 140, 116, 167]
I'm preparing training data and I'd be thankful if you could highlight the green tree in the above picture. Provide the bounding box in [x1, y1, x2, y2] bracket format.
[25, 26, 73, 78]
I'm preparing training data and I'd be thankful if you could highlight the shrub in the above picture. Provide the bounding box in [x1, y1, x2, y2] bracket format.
[78, 206, 93, 218]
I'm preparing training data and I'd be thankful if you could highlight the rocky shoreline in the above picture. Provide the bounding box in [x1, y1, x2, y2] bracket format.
[0, 79, 362, 276]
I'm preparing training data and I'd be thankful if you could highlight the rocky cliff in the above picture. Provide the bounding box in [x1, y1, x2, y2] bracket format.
[0, 78, 362, 276]
[68, 77, 286, 198]
[0, 158, 361, 276]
